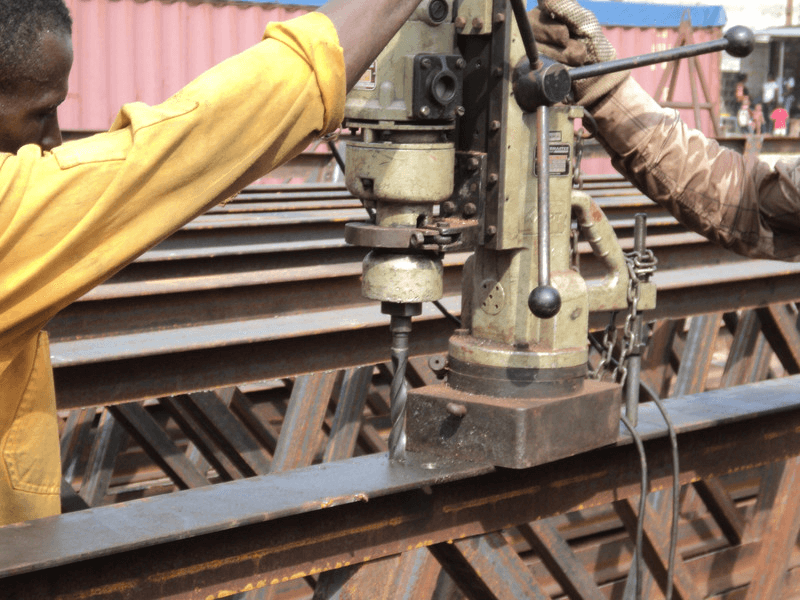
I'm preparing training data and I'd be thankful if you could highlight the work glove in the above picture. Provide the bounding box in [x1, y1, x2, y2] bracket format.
[529, 0, 630, 108]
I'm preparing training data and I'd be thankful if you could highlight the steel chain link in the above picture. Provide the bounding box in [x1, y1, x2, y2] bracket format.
[590, 312, 618, 379]
[591, 248, 657, 384]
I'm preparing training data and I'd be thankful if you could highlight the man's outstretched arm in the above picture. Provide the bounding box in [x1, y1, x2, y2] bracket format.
[531, 0, 800, 261]
[320, 0, 423, 90]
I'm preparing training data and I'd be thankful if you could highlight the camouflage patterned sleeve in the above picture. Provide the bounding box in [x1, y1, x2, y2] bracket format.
[592, 76, 800, 261]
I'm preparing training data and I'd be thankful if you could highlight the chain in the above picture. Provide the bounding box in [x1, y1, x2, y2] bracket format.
[590, 311, 617, 380]
[591, 248, 658, 384]
[615, 249, 658, 386]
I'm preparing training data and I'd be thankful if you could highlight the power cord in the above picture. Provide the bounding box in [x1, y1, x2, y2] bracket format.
[433, 300, 461, 327]
[326, 138, 346, 174]
[642, 381, 680, 600]
[620, 413, 647, 600]
[326, 138, 376, 222]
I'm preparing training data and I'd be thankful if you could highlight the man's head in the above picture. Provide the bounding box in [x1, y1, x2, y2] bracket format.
[0, 0, 73, 154]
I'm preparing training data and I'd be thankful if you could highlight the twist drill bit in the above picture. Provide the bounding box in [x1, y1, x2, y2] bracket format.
[388, 313, 412, 461]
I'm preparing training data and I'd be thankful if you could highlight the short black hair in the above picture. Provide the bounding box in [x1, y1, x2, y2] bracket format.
[0, 0, 72, 92]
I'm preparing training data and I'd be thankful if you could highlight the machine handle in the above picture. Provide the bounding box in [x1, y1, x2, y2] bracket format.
[513, 26, 755, 112]
[509, 0, 539, 67]
[507, 2, 563, 319]
[528, 105, 562, 320]
[570, 25, 754, 81]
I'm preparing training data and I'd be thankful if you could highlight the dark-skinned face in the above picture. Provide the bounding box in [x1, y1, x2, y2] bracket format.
[0, 29, 73, 154]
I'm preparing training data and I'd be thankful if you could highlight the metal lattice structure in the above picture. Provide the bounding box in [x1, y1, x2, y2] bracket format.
[3, 172, 800, 599]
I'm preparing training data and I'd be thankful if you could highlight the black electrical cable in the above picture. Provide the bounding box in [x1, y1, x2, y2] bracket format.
[589, 332, 613, 360]
[642, 381, 680, 600]
[433, 300, 461, 327]
[327, 138, 376, 222]
[581, 109, 600, 138]
[620, 413, 647, 600]
[326, 139, 347, 173]
[508, 0, 539, 66]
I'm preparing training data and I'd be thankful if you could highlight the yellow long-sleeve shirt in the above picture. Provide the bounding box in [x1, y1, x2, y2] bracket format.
[0, 12, 345, 525]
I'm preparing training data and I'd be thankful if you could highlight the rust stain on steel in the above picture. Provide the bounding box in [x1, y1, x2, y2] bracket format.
[443, 485, 541, 514]
[551, 469, 610, 489]
[59, 581, 140, 600]
[148, 512, 421, 585]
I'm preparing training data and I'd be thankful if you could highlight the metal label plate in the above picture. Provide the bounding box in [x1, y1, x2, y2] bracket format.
[534, 142, 571, 177]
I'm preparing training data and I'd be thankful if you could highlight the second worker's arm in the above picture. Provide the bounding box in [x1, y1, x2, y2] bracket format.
[532, 0, 800, 261]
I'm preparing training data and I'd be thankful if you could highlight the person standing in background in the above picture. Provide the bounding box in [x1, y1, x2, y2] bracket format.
[763, 73, 779, 108]
[771, 104, 789, 135]
[734, 73, 749, 109]
[737, 95, 753, 133]
[751, 102, 765, 134]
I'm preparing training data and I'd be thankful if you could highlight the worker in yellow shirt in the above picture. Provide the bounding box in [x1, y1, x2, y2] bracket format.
[0, 0, 424, 525]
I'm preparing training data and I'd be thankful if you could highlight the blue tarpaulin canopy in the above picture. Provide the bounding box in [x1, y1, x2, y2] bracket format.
[248, 1, 727, 28]
[571, 1, 726, 28]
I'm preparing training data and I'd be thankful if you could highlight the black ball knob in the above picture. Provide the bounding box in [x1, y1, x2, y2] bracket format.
[528, 285, 561, 319]
[724, 26, 755, 58]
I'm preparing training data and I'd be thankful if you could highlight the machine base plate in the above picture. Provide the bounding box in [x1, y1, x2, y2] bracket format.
[406, 379, 622, 468]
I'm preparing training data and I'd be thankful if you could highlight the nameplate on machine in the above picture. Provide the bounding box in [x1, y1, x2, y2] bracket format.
[534, 143, 571, 177]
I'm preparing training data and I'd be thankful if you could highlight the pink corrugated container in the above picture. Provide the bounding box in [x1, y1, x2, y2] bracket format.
[580, 24, 723, 175]
[606, 25, 721, 135]
[61, 0, 310, 132]
[59, 1, 722, 178]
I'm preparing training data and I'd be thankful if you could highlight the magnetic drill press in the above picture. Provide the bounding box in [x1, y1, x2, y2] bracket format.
[343, 0, 754, 467]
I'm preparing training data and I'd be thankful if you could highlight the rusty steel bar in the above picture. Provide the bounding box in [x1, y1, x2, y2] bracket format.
[756, 303, 800, 374]
[671, 313, 722, 397]
[270, 372, 338, 473]
[4, 377, 800, 598]
[48, 233, 743, 344]
[48, 259, 800, 411]
[521, 521, 605, 600]
[745, 456, 800, 600]
[429, 532, 550, 599]
[322, 366, 374, 463]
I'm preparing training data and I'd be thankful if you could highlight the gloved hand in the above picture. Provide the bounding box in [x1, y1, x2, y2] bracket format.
[529, 0, 629, 108]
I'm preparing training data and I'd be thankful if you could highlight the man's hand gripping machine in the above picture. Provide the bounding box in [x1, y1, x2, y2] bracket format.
[342, 0, 754, 468]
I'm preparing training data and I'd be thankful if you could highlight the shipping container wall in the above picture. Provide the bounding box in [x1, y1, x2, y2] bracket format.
[59, 1, 722, 177]
[580, 25, 722, 175]
[61, 0, 310, 132]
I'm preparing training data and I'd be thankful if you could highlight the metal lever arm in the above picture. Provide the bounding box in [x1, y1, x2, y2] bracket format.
[509, 0, 539, 67]
[528, 105, 562, 319]
[506, 0, 563, 319]
[514, 26, 754, 112]
[570, 25, 754, 81]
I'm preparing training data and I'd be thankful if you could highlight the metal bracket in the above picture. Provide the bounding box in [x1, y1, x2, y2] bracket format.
[344, 219, 479, 253]
[412, 54, 465, 121]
